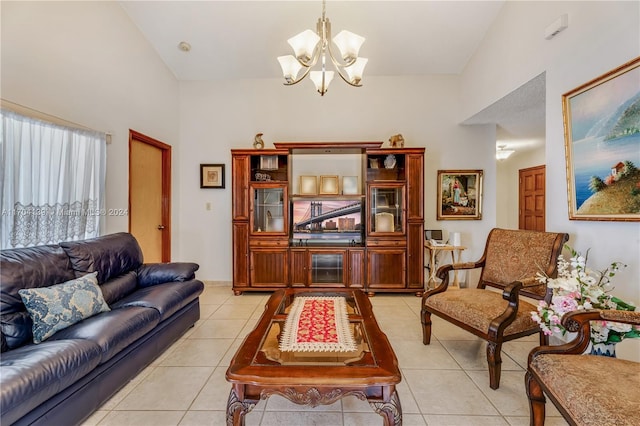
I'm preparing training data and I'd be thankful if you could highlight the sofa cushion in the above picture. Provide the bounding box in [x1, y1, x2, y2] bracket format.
[112, 280, 205, 321]
[100, 271, 138, 305]
[0, 245, 76, 350]
[18, 272, 110, 344]
[0, 339, 102, 425]
[60, 232, 143, 283]
[49, 306, 160, 363]
[137, 263, 200, 287]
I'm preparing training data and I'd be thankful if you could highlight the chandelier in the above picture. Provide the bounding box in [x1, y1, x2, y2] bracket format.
[277, 0, 368, 96]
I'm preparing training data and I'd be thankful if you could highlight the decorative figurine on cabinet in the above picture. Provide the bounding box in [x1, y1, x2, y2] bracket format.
[253, 133, 265, 149]
[389, 134, 404, 148]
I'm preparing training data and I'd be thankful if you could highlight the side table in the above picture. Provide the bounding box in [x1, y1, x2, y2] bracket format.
[424, 242, 466, 289]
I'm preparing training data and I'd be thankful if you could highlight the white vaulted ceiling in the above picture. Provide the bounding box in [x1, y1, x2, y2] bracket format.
[118, 1, 506, 80]
[119, 1, 544, 148]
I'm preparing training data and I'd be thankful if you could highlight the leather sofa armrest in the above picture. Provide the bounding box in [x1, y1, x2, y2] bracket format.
[136, 263, 200, 287]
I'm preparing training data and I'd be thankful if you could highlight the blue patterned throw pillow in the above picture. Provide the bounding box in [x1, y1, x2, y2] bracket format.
[18, 272, 110, 343]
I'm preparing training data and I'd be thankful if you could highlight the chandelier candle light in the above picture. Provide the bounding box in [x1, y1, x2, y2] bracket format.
[277, 0, 368, 96]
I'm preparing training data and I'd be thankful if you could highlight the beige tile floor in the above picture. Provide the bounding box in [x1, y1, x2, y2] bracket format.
[82, 283, 569, 426]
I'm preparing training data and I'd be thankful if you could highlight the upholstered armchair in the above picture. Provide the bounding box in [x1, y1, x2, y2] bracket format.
[526, 309, 640, 425]
[421, 228, 568, 389]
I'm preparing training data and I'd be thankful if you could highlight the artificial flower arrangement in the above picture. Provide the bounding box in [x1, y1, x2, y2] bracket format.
[531, 245, 640, 346]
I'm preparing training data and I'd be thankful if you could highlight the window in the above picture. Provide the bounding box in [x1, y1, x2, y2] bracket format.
[1, 110, 106, 249]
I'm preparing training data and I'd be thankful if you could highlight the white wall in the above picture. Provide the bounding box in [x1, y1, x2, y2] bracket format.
[178, 75, 496, 280]
[1, 1, 180, 253]
[462, 1, 640, 304]
[462, 1, 640, 360]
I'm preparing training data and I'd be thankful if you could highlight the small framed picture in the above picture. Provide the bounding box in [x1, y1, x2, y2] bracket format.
[299, 176, 318, 195]
[437, 169, 483, 220]
[319, 175, 339, 195]
[200, 164, 225, 189]
[342, 176, 359, 195]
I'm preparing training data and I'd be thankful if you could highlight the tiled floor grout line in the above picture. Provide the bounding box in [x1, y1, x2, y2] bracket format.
[84, 284, 569, 425]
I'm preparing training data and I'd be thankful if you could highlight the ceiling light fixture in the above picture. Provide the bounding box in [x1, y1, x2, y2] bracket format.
[496, 144, 515, 161]
[277, 0, 368, 96]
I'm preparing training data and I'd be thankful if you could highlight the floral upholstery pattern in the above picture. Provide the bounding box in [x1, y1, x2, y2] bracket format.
[482, 228, 561, 298]
[18, 272, 110, 343]
[530, 354, 639, 425]
[424, 289, 538, 336]
[422, 228, 568, 390]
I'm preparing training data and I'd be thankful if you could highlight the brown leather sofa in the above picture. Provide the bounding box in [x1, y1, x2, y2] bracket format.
[0, 233, 204, 425]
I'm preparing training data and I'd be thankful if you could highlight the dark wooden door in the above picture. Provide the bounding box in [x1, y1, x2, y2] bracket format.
[519, 165, 546, 231]
[347, 249, 365, 288]
[290, 249, 308, 287]
[367, 248, 406, 289]
[232, 223, 249, 290]
[406, 222, 424, 291]
[250, 249, 288, 287]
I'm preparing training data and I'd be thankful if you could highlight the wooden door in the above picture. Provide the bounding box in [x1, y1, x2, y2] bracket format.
[406, 153, 424, 220]
[232, 154, 250, 220]
[367, 248, 406, 289]
[290, 249, 308, 287]
[250, 248, 288, 287]
[347, 249, 365, 288]
[232, 223, 249, 290]
[406, 222, 424, 291]
[129, 130, 171, 262]
[519, 165, 545, 231]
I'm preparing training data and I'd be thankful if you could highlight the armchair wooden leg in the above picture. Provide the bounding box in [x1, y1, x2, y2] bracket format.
[539, 331, 549, 346]
[525, 371, 546, 426]
[421, 308, 432, 345]
[487, 341, 502, 390]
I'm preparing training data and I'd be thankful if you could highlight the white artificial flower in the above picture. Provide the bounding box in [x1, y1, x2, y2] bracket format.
[608, 321, 632, 333]
[548, 277, 579, 293]
[585, 286, 604, 299]
[570, 255, 586, 269]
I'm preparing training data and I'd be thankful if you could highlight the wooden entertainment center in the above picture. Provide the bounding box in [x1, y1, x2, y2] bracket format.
[231, 141, 424, 295]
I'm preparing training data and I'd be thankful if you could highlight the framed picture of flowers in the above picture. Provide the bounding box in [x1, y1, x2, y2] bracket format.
[562, 56, 640, 221]
[436, 170, 483, 220]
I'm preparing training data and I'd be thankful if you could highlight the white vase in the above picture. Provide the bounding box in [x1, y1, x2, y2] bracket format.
[587, 341, 617, 357]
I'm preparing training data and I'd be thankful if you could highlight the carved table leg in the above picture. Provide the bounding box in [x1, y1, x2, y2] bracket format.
[226, 387, 256, 426]
[370, 389, 402, 426]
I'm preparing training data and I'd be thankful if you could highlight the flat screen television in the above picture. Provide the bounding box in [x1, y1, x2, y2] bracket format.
[290, 198, 363, 245]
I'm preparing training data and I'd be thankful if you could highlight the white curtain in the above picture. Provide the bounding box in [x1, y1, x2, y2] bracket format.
[1, 110, 106, 249]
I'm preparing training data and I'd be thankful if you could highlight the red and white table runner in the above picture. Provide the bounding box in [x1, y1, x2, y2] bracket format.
[279, 296, 356, 352]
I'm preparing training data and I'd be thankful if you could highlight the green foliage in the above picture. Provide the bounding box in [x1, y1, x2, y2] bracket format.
[621, 160, 637, 177]
[589, 176, 607, 193]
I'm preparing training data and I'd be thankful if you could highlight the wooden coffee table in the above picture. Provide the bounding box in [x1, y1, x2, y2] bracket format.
[225, 288, 402, 425]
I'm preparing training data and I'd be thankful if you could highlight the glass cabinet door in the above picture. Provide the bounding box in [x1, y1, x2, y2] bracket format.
[310, 252, 345, 285]
[369, 184, 405, 234]
[251, 184, 287, 234]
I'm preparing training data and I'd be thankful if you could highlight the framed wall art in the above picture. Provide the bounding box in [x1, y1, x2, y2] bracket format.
[562, 56, 640, 221]
[319, 175, 339, 195]
[437, 170, 483, 220]
[200, 164, 225, 189]
[299, 176, 317, 195]
[341, 176, 359, 195]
